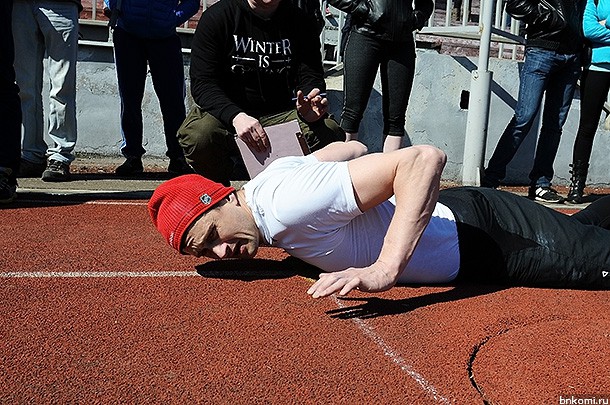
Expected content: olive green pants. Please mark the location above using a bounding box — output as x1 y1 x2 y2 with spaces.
177 107 344 185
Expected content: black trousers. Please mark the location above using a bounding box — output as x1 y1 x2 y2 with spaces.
0 0 22 178
438 187 610 289
572 69 610 164
112 27 186 160
341 30 415 136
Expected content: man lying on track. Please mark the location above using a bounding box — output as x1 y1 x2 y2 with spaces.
149 141 610 297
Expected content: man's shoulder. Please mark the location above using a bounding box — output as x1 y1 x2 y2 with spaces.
196 0 244 33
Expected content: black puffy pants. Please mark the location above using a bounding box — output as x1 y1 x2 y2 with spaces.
438 187 610 289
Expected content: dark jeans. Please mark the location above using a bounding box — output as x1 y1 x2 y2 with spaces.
113 27 186 160
177 107 344 186
484 47 581 188
0 0 22 179
439 187 610 289
572 69 610 164
341 30 416 137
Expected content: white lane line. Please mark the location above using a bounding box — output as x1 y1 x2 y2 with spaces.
333 296 451 404
83 201 147 206
0 271 198 278
16 199 148 206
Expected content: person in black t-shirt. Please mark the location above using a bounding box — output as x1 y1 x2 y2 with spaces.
178 0 344 186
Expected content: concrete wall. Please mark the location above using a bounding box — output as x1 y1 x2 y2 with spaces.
70 45 610 186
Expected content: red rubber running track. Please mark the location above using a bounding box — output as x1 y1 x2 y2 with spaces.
1 193 609 404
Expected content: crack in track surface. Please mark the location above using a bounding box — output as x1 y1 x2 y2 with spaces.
467 316 567 404
467 328 511 405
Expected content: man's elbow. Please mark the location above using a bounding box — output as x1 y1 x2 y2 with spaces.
348 140 368 158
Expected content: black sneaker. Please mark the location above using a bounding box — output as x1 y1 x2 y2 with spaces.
17 158 46 178
167 158 194 175
42 159 71 182
528 186 565 204
0 168 17 204
115 156 144 177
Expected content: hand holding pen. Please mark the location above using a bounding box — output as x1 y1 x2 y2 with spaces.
295 88 328 123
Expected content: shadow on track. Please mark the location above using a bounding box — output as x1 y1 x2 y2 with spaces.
1 190 153 209
326 283 508 320
196 256 320 281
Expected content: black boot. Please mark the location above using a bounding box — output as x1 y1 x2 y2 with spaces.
566 161 589 204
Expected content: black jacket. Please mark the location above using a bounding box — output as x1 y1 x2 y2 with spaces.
190 0 325 128
506 0 585 53
328 0 433 42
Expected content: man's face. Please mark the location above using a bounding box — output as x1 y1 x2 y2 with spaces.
181 196 260 260
247 0 282 17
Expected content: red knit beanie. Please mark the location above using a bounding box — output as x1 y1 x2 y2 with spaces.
148 174 235 252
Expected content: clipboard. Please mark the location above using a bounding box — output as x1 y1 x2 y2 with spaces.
235 119 309 178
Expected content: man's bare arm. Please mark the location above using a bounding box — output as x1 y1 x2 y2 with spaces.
312 140 368 162
307 145 447 298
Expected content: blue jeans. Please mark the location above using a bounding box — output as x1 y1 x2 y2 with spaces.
484 47 581 188
112 27 187 160
12 0 79 165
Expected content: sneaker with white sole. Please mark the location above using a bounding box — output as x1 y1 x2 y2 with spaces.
528 186 565 204
42 159 71 182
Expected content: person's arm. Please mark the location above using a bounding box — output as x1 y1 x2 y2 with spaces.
312 140 368 162
413 0 434 30
583 0 610 43
306 145 446 298
327 0 369 19
506 0 566 29
293 8 326 112
176 0 200 25
190 6 243 128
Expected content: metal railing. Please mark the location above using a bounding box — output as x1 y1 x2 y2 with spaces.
321 0 525 67
77 0 610 157
79 0 524 60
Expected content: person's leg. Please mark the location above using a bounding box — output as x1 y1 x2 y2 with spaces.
38 2 79 165
380 38 415 152
482 47 551 187
13 0 47 167
567 70 610 202
571 69 608 165
146 33 188 162
0 0 21 175
113 27 148 160
571 195 610 229
440 187 610 289
0 0 21 202
340 30 382 142
177 107 237 186
529 52 581 188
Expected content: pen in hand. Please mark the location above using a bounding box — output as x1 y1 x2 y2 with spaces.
292 92 327 101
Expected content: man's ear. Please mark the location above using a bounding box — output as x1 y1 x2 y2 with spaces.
226 192 238 206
